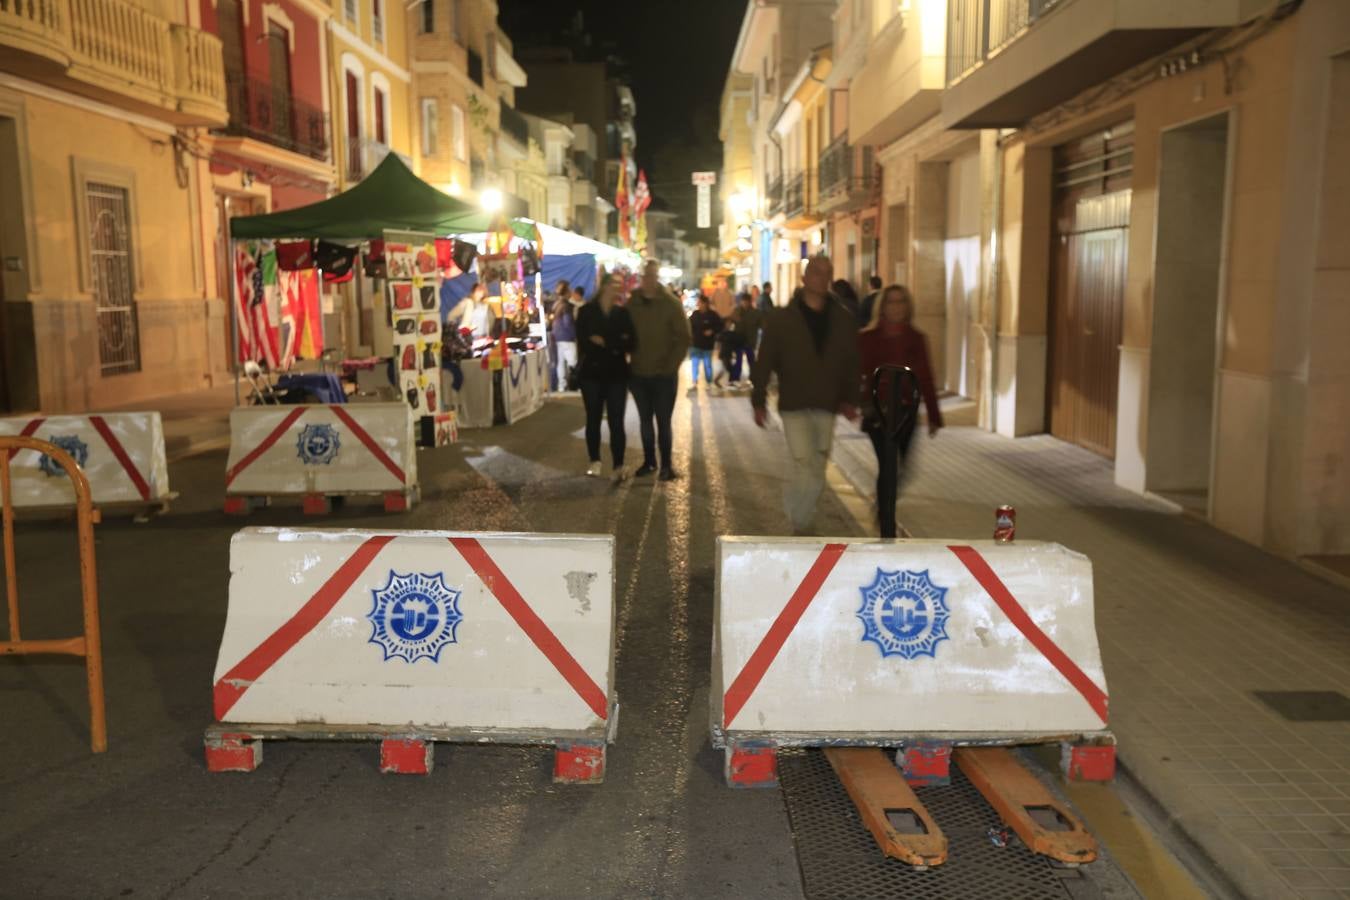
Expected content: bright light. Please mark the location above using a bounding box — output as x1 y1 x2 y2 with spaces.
443 180 463 197
480 188 503 213
728 190 754 219
659 266 683 281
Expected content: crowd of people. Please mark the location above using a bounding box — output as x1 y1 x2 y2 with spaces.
539 256 941 535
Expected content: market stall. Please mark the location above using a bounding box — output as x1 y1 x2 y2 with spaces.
227 154 538 447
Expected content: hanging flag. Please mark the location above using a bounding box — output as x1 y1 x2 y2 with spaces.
234 241 281 368
279 269 324 367
615 156 631 249
633 169 650 253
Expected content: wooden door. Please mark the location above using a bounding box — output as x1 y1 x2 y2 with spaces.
1048 123 1133 458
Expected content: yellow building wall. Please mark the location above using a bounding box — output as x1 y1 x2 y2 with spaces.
1 87 219 411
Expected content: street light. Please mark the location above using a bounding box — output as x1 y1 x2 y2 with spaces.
728 190 754 219
480 187 503 213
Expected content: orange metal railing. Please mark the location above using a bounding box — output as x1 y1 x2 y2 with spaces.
0 435 106 752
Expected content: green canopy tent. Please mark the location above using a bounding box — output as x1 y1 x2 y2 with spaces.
225 153 533 404
229 153 530 239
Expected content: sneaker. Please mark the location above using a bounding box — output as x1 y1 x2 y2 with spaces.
713 371 725 389
612 466 629 484
586 461 602 477
659 467 679 482
687 385 699 395
634 464 657 478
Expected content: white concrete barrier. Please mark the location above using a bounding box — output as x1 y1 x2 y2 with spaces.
713 538 1109 745
0 412 169 508
212 528 615 739
225 403 416 499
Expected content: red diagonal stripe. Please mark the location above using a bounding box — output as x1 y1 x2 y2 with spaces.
224 406 306 487
331 405 407 485
948 545 1109 724
213 534 393 720
89 415 151 501
723 543 847 729
7 418 45 460
449 537 608 721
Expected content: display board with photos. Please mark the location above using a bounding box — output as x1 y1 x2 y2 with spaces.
385 230 442 418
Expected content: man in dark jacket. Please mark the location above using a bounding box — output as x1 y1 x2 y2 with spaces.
751 255 860 534
689 295 722 391
858 275 884 326
627 260 691 480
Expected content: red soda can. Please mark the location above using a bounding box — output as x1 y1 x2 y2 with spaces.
994 505 1016 542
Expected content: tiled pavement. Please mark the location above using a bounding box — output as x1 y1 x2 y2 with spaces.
828 411 1350 900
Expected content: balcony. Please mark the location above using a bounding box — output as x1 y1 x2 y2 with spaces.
345 136 407 181
0 0 227 125
499 102 529 151
818 132 878 214
943 0 1263 127
572 150 595 183
765 174 783 219
222 72 329 162
783 171 821 228
468 48 483 87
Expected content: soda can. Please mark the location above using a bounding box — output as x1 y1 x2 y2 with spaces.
994 505 1016 543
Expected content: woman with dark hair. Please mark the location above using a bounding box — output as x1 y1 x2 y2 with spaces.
575 275 637 481
857 284 942 513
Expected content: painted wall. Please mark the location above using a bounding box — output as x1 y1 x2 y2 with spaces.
1 88 220 411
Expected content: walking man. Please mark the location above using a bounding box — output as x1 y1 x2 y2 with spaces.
751 256 860 534
757 281 775 313
628 259 691 481
858 275 884 326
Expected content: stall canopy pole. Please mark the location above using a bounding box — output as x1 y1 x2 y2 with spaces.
228 235 241 408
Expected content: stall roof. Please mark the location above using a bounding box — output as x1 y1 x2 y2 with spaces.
455 219 641 268
229 154 529 240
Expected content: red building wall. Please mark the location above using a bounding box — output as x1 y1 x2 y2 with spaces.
199 0 325 112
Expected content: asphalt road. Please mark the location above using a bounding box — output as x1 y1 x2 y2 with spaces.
2 390 871 899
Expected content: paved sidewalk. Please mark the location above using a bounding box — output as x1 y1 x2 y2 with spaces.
828 414 1350 899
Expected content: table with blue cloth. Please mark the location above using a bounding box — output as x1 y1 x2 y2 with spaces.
276 373 346 404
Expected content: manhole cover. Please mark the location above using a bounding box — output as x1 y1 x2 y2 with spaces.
779 749 1104 899
1252 690 1350 722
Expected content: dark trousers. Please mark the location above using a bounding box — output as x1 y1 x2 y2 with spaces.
730 347 755 381
866 416 917 508
629 373 677 469
581 378 627 465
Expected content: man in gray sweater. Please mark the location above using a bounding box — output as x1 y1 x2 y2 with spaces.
751 255 861 534
628 260 692 480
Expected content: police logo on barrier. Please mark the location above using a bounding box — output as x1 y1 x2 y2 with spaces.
38 435 89 477
857 568 950 659
367 571 463 663
296 423 340 465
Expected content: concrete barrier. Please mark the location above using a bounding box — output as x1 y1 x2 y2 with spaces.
208 528 616 779
712 538 1111 786
0 412 170 510
224 403 416 511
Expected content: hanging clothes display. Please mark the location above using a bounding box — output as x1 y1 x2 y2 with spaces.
278 268 324 367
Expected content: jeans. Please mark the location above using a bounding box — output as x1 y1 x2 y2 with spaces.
779 409 837 533
731 347 755 381
580 378 627 466
555 341 577 389
628 373 677 469
689 349 714 384
865 416 917 513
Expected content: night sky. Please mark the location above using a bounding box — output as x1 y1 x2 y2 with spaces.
500 0 744 242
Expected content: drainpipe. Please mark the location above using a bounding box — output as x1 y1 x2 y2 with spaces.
987 130 1005 436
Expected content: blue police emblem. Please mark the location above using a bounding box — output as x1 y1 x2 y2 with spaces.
367 570 463 663
857 568 951 659
296 423 340 465
38 434 88 477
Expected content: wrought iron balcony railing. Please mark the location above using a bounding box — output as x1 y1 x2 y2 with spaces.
222 71 329 161
818 131 878 212
765 174 783 218
946 0 1065 85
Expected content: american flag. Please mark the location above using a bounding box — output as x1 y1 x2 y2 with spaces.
235 242 280 367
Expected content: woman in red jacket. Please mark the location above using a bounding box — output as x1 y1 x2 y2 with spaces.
857 284 943 510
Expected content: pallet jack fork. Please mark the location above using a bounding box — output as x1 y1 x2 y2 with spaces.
824 748 948 869
955 747 1098 865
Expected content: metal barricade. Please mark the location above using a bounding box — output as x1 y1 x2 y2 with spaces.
0 435 106 752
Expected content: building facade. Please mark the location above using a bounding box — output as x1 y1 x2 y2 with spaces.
723 0 1350 560
0 0 232 410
